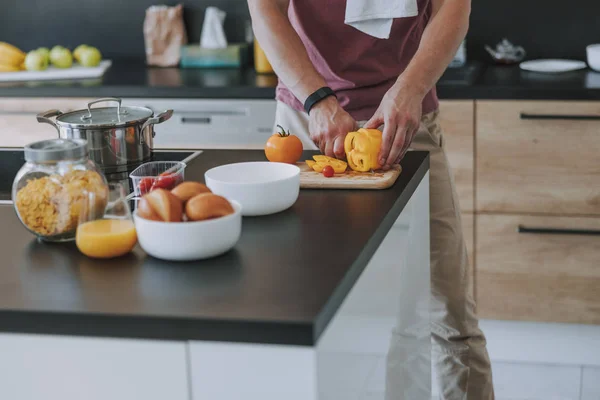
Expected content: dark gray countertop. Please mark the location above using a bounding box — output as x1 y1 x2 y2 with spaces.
1 59 599 101
0 149 430 345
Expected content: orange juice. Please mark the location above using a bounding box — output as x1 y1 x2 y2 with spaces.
76 219 137 259
254 40 274 74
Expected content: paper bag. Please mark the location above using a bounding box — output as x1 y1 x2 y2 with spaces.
144 4 188 67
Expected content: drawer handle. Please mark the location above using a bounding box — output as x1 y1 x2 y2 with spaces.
520 113 600 121
517 225 600 236
181 117 212 124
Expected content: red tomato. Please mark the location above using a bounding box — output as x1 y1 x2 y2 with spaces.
151 172 178 190
138 178 154 194
322 165 335 178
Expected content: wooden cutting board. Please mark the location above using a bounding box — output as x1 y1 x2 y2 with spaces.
298 162 402 189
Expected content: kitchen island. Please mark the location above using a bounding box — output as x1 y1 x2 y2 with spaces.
0 149 431 400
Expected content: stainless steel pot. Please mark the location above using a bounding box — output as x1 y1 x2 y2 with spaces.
36 97 173 170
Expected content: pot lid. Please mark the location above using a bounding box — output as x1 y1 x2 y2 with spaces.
54 98 153 128
24 138 88 163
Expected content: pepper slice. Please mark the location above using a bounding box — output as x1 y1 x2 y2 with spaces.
344 128 383 172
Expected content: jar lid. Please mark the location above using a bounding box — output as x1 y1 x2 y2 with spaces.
24 139 88 163
55 105 153 128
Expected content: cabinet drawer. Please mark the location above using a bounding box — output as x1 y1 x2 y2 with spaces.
438 100 474 212
476 100 600 215
0 98 94 148
476 214 600 324
0 114 58 147
128 98 277 149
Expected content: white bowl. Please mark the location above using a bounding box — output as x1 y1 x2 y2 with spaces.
133 200 242 261
204 162 300 216
587 44 600 72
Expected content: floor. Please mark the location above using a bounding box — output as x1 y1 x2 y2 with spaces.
319 327 600 400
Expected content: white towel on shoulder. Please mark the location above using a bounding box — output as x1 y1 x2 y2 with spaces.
345 0 418 39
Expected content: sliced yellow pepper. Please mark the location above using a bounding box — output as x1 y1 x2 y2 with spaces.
304 155 347 173
344 128 382 172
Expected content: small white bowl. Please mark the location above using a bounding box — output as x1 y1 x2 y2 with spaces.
133 200 242 261
204 162 300 216
587 44 600 72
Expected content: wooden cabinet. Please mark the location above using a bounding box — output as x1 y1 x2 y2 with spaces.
0 98 92 148
476 101 600 216
476 214 600 324
438 100 474 212
475 100 600 325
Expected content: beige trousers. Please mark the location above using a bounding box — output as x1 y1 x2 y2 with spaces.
275 101 495 400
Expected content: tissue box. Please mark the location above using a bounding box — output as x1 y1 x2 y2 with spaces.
180 43 249 68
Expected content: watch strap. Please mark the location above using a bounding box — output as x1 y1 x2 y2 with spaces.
304 87 337 114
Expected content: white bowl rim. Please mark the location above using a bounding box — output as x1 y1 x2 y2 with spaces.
133 199 242 226
205 161 300 186
586 44 600 51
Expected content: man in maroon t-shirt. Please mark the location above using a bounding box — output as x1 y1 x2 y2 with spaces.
249 0 494 398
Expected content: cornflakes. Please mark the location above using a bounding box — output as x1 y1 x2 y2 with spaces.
15 170 108 238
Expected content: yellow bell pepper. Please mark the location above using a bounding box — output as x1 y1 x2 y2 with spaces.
305 156 347 173
344 128 382 172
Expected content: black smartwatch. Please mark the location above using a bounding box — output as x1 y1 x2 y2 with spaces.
304 86 337 114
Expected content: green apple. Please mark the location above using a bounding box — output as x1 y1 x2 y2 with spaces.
36 47 50 63
73 44 89 63
79 47 102 67
49 46 73 68
24 50 49 71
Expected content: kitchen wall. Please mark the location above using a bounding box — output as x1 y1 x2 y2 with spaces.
1 0 251 59
2 0 600 62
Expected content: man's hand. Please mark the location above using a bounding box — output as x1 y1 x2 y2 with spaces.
308 96 358 159
364 83 423 170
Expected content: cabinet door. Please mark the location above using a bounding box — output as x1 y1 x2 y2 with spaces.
476 214 600 324
476 100 600 215
0 98 93 148
131 98 277 149
438 100 474 212
0 333 189 400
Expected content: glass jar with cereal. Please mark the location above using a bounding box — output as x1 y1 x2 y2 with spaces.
12 139 109 242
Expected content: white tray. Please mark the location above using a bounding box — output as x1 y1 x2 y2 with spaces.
519 59 587 73
0 60 112 82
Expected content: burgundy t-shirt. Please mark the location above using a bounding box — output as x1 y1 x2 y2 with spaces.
276 0 439 121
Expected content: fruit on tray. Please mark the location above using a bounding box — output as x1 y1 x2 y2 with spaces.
171 181 212 205
185 193 234 222
0 42 26 72
73 44 89 63
24 50 49 71
265 124 303 164
49 45 73 68
305 155 347 173
137 188 183 222
36 47 50 62
344 128 383 172
79 46 102 67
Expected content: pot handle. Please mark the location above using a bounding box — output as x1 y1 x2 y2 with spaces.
36 109 63 135
140 109 174 143
82 97 124 121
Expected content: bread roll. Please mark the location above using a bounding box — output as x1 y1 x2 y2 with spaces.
185 193 234 221
171 181 211 205
137 189 183 222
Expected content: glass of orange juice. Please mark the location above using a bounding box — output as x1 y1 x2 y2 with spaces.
76 183 137 259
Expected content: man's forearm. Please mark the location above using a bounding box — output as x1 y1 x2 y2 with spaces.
396 0 471 98
248 0 327 103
